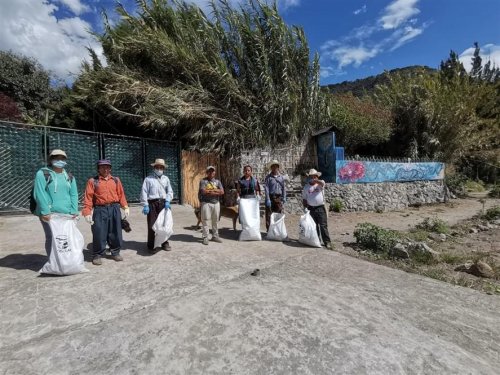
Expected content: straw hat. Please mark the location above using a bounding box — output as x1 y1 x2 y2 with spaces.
206 165 216 172
307 168 322 177
151 158 166 167
266 160 280 170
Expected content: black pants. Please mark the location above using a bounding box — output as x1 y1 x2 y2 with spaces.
308 205 331 244
92 203 122 258
147 199 169 250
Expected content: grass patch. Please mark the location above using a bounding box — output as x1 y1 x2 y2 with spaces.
439 253 467 264
331 198 344 213
353 223 400 254
481 206 500 221
465 180 485 192
416 217 450 234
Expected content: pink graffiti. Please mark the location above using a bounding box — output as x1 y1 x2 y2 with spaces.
338 162 366 182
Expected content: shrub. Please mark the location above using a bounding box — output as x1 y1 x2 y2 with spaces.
416 217 450 234
481 206 500 221
354 223 399 253
465 180 485 192
331 198 344 213
488 185 500 198
445 173 467 196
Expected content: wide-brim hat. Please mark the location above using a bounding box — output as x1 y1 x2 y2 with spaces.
307 168 322 177
206 165 216 172
267 160 280 170
49 149 67 158
151 158 166 167
97 159 111 166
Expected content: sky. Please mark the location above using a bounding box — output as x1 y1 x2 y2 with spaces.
0 0 499 85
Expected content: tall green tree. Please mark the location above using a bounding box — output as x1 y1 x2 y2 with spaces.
75 0 326 154
0 51 53 122
470 42 482 79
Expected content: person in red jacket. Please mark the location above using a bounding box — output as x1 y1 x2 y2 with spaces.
82 159 129 265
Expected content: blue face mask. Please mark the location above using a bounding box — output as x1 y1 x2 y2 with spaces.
52 160 67 168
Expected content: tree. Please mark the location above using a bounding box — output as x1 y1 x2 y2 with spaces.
439 51 466 82
0 50 53 122
75 0 326 154
470 42 482 79
0 93 22 122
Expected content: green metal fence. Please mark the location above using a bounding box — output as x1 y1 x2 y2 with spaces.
0 121 181 214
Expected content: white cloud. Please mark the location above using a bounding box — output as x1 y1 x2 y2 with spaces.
56 0 90 16
379 0 420 29
390 25 424 51
353 5 367 15
459 43 500 72
0 0 104 81
323 45 380 68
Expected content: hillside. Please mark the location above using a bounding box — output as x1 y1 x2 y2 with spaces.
324 65 435 97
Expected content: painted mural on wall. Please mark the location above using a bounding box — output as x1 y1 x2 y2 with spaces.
335 161 445 184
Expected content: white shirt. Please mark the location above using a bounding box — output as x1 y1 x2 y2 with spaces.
140 174 173 205
302 180 325 207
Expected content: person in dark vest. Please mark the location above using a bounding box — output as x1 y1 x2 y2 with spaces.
237 165 261 200
263 160 286 231
82 159 129 265
140 158 174 254
198 166 224 245
33 149 78 257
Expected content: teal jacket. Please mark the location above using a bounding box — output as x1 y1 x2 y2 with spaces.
33 167 79 216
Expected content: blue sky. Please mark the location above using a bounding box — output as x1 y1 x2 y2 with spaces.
1 0 499 85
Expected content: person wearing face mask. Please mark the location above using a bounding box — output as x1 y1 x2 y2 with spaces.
82 159 129 265
33 149 79 257
140 158 174 254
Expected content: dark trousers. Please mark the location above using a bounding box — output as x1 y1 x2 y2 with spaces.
147 199 168 250
265 195 283 230
40 219 52 257
308 205 331 244
92 203 122 258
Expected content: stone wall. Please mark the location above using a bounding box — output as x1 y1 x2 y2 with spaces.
323 180 449 212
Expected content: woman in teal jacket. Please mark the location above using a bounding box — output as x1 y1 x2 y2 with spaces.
34 149 79 256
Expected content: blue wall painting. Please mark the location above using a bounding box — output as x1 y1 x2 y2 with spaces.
316 132 336 183
335 161 445 184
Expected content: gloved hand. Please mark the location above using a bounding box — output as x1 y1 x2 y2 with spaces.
142 205 150 215
123 207 130 219
164 200 171 209
236 197 241 204
84 215 94 225
265 200 271 208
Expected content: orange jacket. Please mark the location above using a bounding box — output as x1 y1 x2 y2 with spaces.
82 175 128 216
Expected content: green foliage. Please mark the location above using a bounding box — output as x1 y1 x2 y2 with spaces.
353 223 399 253
75 0 326 154
488 186 500 198
326 93 393 150
481 206 500 221
331 198 343 213
411 251 438 265
445 172 468 196
416 217 450 234
464 180 485 192
0 50 53 122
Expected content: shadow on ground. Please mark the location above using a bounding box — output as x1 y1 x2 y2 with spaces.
0 253 46 271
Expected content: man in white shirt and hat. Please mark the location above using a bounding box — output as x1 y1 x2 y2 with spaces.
302 168 333 250
140 158 174 254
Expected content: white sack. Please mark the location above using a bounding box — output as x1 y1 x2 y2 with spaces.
298 209 322 248
238 197 261 241
266 212 288 241
40 214 88 275
153 208 174 248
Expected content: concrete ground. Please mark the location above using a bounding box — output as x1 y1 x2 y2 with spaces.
0 204 499 374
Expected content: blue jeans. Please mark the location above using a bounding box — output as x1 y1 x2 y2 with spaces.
92 203 122 258
40 219 52 257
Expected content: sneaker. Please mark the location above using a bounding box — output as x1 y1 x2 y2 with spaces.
111 255 123 261
92 257 102 266
325 242 334 250
162 242 172 251
212 237 222 243
202 237 209 245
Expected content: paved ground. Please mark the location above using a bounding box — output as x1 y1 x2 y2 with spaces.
1 203 499 374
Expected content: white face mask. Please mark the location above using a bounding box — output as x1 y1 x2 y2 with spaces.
154 169 164 176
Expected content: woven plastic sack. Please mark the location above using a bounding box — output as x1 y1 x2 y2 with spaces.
298 209 322 248
266 212 288 241
239 197 261 241
40 214 88 275
153 208 174 248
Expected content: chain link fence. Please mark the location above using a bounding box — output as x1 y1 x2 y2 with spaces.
0 121 180 214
